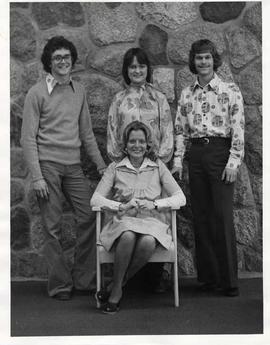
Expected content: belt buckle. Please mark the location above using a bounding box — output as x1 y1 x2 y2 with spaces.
203 137 210 145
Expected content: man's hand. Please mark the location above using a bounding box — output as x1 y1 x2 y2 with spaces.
170 166 183 180
221 167 238 184
33 179 49 200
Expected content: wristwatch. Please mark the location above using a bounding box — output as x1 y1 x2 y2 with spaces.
153 200 158 210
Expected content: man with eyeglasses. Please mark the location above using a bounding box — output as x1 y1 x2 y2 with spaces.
21 36 107 300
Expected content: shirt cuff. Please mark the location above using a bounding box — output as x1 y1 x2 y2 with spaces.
226 157 241 170
173 156 183 169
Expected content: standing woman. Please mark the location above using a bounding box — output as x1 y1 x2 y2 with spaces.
107 47 174 164
106 48 174 292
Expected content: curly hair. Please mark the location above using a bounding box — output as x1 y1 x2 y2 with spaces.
122 121 157 162
41 36 78 74
189 39 222 74
122 48 151 85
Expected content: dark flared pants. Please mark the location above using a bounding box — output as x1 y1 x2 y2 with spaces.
188 139 238 289
38 161 96 297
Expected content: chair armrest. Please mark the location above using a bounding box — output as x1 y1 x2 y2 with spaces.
92 206 101 211
170 206 181 211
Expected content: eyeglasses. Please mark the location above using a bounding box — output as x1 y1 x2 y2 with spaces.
52 54 71 63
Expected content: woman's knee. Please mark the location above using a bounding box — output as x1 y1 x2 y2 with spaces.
140 235 156 250
119 230 137 244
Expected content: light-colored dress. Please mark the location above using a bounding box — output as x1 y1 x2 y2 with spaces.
90 157 186 251
107 83 174 163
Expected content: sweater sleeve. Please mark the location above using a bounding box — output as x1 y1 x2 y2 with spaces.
20 88 44 182
79 90 106 171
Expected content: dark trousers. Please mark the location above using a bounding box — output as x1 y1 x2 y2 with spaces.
39 161 96 296
188 139 238 289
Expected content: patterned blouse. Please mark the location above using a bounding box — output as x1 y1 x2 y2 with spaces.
173 73 245 170
107 83 174 163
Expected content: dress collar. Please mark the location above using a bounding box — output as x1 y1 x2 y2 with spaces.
116 156 158 171
46 74 74 95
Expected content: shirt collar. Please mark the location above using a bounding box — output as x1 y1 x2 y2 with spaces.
116 156 158 171
191 73 220 94
46 74 74 95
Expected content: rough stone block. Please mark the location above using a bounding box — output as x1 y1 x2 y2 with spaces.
178 243 196 276
244 106 262 175
243 2 262 42
86 45 133 77
10 105 22 147
85 3 137 46
11 179 25 206
177 214 194 250
139 25 168 66
152 68 174 102
11 206 30 250
233 162 255 208
200 2 245 23
234 208 258 246
216 62 235 83
235 60 262 105
175 66 195 100
11 251 47 279
11 148 28 178
10 59 24 98
22 62 42 95
249 174 262 208
73 72 123 131
31 216 46 251
27 187 40 215
168 25 226 64
136 2 198 30
10 3 29 8
243 246 262 272
226 27 261 68
32 3 84 30
10 11 36 62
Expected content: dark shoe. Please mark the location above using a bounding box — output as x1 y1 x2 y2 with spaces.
54 291 72 301
223 287 239 297
95 289 110 304
102 301 120 315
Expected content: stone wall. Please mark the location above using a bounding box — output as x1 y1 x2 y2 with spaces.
10 2 262 279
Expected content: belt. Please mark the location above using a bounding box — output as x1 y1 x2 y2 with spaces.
190 137 231 145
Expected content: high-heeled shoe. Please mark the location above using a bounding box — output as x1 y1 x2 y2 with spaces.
95 289 110 305
102 300 121 315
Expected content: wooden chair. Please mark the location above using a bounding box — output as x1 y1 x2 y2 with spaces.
92 206 180 308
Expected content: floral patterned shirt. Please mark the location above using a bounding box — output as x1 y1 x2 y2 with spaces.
173 73 245 170
107 83 174 163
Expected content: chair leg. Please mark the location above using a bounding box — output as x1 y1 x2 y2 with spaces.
173 262 179 307
96 248 101 309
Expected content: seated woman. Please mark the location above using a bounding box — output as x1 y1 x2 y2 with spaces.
90 121 186 314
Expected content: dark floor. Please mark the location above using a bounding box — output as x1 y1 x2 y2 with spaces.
11 277 263 336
